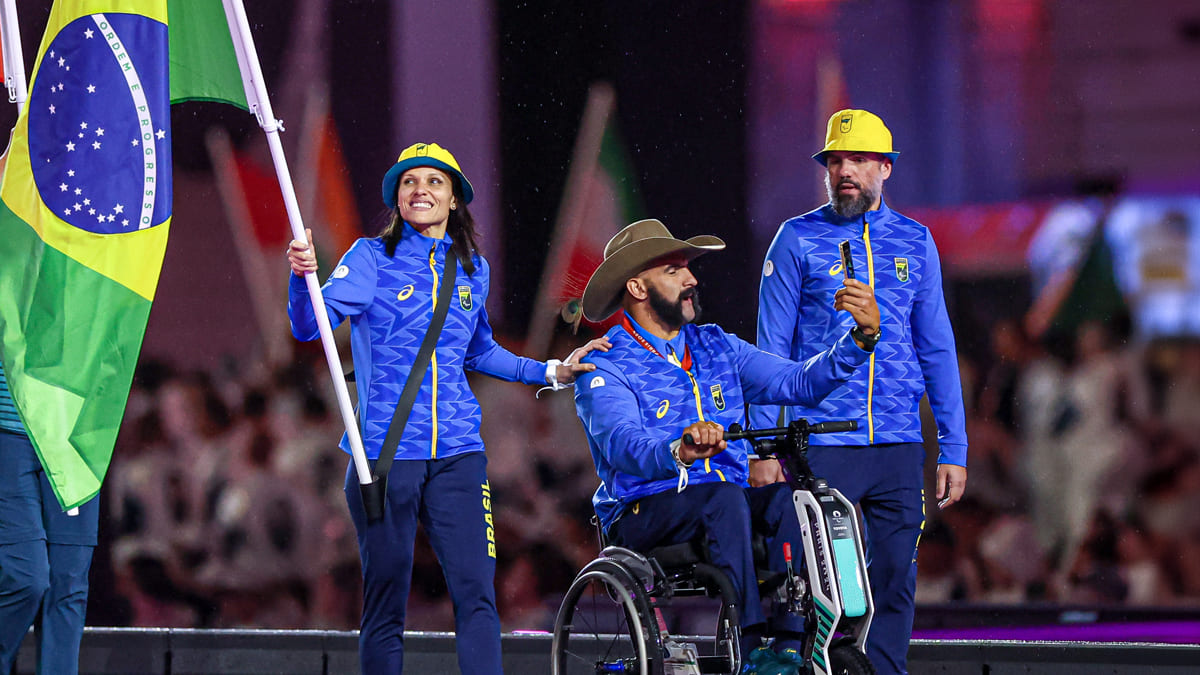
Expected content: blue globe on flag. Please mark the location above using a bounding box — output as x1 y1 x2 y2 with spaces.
27 13 171 235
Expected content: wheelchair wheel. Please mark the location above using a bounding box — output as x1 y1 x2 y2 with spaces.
552 559 663 675
827 637 875 675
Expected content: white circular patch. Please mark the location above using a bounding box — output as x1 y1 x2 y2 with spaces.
590 376 606 389
763 260 774 277
332 265 350 279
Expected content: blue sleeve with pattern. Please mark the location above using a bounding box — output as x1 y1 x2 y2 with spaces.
288 239 377 341
911 228 968 466
465 304 545 384
753 223 805 428
574 367 680 481
731 329 867 408
463 258 545 384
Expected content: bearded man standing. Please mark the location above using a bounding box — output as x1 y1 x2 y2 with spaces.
753 109 969 675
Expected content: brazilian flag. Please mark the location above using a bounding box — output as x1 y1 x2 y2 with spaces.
0 0 246 509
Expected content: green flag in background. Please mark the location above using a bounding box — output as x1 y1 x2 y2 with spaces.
0 0 246 509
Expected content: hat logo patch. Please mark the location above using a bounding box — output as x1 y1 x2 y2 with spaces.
397 284 414 301
895 257 909 282
840 115 853 133
710 384 726 411
414 143 429 156
458 285 472 310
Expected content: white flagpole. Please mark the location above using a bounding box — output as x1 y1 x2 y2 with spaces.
220 0 373 489
0 0 27 110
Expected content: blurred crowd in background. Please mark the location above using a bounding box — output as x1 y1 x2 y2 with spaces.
89 194 1200 633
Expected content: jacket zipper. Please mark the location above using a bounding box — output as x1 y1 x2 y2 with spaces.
670 351 725 481
678 355 724 481
428 243 440 459
863 221 876 444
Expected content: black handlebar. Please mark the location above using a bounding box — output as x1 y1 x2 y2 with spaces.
724 420 857 441
683 419 857 446
681 418 858 492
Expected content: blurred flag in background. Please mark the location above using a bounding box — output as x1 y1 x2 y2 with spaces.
525 82 643 358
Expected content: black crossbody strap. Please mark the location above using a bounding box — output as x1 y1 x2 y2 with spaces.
372 247 458 481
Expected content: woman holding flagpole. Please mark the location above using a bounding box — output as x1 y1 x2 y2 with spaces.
287 142 607 674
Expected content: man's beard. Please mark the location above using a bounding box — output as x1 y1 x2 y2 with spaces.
647 284 701 329
826 175 878 220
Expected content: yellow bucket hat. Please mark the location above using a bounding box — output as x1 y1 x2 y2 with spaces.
382 142 475 208
813 109 899 165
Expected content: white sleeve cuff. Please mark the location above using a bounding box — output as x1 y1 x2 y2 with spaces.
544 359 568 391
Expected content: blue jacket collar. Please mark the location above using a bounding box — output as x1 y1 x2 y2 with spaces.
399 221 451 252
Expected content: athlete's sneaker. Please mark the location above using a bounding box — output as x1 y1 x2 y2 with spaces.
740 646 778 674
754 648 805 675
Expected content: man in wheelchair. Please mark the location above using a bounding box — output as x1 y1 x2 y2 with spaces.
570 219 880 673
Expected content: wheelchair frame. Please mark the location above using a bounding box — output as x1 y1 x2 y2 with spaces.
551 419 876 675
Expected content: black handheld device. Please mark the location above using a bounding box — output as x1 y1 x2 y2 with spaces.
839 240 855 280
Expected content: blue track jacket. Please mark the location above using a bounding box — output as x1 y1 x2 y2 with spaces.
753 201 967 467
289 223 546 461
575 315 869 531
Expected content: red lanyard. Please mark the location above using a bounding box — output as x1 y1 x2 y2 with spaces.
621 315 693 371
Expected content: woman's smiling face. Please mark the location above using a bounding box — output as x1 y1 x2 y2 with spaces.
396 166 456 234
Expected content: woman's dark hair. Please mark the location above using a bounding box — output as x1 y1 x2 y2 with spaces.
379 173 480 275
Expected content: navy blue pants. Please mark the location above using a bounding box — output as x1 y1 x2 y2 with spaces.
345 451 501 675
806 442 925 675
609 480 805 634
0 429 99 675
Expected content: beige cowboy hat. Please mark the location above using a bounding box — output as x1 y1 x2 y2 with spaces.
581 219 725 322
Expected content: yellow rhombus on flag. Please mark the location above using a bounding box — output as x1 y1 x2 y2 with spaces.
0 0 247 509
